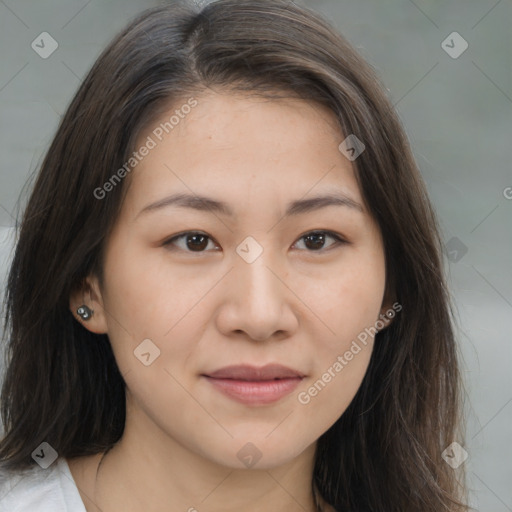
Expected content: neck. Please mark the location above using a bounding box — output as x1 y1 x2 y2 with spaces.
90 405 322 512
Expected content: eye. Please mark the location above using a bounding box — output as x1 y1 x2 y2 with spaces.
292 230 347 252
162 230 348 254
163 231 219 253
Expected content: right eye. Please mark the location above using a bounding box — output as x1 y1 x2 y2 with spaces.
162 231 220 253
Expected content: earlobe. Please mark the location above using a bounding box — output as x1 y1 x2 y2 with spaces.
377 299 398 331
76 305 94 321
69 275 109 334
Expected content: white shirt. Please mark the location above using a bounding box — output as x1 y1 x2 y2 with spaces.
0 458 86 512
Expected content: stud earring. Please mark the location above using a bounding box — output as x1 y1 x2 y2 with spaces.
77 305 94 321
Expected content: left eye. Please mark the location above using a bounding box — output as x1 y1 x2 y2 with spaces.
292 230 347 251
163 230 347 253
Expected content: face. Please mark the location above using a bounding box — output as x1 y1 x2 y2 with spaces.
76 90 390 470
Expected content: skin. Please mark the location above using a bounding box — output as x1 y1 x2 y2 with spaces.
68 90 393 512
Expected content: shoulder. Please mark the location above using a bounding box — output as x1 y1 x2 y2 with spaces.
0 457 86 512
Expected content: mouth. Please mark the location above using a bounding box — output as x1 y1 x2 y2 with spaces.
202 364 305 405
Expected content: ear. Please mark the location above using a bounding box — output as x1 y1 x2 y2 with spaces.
69 275 109 334
377 287 399 331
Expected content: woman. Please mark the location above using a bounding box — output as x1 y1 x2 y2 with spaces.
0 1 468 510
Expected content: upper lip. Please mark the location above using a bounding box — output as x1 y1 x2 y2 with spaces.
203 364 305 381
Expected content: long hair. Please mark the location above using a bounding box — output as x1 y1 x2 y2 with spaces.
0 1 467 510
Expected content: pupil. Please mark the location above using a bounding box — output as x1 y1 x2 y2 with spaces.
187 234 208 251
305 233 325 250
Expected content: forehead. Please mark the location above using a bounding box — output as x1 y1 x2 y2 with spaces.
124 91 364 217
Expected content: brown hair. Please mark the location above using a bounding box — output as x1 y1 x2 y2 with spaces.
0 1 467 510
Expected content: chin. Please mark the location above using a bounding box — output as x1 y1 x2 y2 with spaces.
200 433 316 470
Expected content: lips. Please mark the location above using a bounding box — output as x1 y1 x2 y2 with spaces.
202 364 305 405
205 364 305 381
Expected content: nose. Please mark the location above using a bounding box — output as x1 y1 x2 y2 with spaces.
215 249 299 342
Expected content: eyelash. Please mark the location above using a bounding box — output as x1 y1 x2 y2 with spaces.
162 230 348 254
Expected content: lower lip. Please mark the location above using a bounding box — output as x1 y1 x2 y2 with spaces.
204 376 303 405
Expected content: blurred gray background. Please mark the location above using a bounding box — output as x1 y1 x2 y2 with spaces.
0 0 511 510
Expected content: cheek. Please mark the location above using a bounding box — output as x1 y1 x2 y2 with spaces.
307 252 386 345
297 348 372 430
100 244 217 383
296 272 382 425
102 236 179 332
296 252 384 419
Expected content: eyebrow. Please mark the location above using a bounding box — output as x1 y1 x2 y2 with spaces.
136 191 364 219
